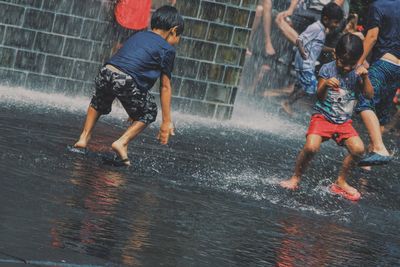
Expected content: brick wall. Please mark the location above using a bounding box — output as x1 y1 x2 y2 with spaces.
0 0 258 119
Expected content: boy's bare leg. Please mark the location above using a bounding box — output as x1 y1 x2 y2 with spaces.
281 86 305 115
280 134 322 190
275 12 299 45
74 106 101 148
263 0 275 55
360 110 390 156
334 136 365 195
248 4 264 54
111 121 147 164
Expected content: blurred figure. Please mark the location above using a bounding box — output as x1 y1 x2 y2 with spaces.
344 13 364 40
248 0 276 56
281 3 343 115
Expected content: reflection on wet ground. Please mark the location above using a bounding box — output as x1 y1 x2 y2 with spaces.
1 89 399 266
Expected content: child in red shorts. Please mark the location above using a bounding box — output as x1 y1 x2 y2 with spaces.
280 34 374 201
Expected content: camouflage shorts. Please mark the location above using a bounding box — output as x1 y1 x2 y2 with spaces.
90 66 157 124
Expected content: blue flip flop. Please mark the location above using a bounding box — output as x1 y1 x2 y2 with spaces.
358 152 392 166
67 145 88 155
103 155 130 167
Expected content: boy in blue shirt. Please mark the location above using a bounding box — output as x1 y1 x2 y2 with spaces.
71 6 184 166
281 2 343 115
280 34 374 201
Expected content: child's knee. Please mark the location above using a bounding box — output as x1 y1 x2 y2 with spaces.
350 145 365 159
303 144 320 155
255 5 264 16
264 0 272 10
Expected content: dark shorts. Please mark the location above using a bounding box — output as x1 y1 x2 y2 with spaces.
356 59 400 125
307 114 359 146
90 66 157 125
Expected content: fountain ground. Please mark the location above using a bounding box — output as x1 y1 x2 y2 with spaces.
0 87 399 266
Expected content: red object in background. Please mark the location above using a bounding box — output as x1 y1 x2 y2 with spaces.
115 0 152 30
394 88 400 104
356 25 364 32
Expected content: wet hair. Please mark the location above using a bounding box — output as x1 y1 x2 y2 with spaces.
321 2 344 22
335 33 364 63
151 5 184 36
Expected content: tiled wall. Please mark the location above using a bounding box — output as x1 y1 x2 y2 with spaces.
0 0 258 119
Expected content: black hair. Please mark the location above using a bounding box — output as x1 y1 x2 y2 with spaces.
321 2 344 22
151 5 184 36
335 33 364 63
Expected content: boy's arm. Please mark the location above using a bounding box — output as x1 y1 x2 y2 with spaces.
317 78 329 101
296 23 321 59
158 73 174 144
280 0 299 17
317 77 340 101
357 27 379 66
356 66 374 99
358 4 381 66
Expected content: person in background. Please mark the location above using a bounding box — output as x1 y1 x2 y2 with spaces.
355 0 400 166
275 0 349 48
343 13 364 40
280 3 344 115
247 0 276 56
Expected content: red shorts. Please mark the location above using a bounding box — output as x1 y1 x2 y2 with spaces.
306 114 359 145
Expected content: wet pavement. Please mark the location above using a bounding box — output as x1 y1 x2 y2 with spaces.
1 87 400 266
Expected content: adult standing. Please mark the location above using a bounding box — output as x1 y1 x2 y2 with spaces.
356 0 400 166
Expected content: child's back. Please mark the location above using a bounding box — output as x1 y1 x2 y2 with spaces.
108 31 176 92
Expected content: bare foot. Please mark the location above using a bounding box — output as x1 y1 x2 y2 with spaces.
265 42 276 56
246 48 252 56
280 178 300 190
334 181 359 196
111 140 131 166
281 101 293 116
74 140 87 148
74 132 92 148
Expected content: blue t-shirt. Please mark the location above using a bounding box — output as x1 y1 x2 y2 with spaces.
366 0 400 63
314 61 362 124
107 31 176 92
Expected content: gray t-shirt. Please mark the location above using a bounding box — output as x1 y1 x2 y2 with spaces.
295 20 326 71
314 61 362 124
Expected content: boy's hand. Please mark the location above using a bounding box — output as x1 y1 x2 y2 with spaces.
157 122 175 145
326 78 340 90
356 65 368 78
280 9 294 18
296 39 308 60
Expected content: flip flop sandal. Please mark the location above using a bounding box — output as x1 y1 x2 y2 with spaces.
103 156 130 167
358 152 392 167
67 145 88 155
330 184 361 201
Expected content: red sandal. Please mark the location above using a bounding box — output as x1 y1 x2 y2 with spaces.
330 184 361 201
